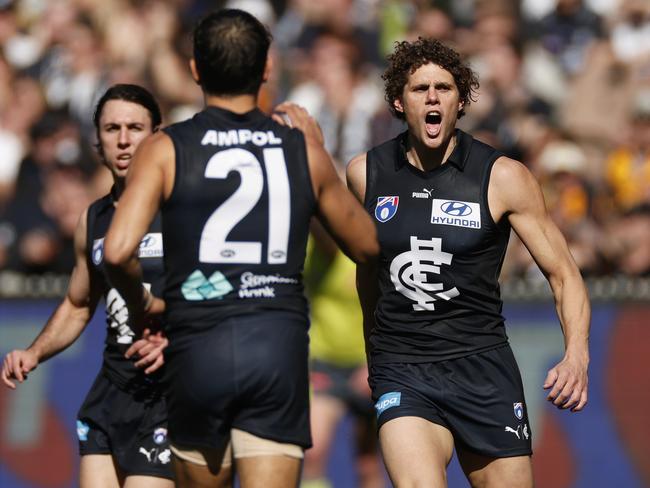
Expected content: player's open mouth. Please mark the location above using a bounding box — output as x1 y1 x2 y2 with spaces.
425 111 442 137
116 154 131 170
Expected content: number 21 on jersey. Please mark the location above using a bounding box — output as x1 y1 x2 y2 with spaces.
199 147 290 265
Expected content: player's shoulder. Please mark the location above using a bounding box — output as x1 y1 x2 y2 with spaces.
348 152 368 171
490 156 543 211
491 156 536 187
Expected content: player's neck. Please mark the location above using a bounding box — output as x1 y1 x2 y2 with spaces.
204 93 258 114
406 133 457 172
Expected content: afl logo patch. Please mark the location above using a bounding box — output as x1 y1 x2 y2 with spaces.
375 196 399 223
92 238 104 265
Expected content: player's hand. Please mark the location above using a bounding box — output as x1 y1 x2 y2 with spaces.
272 102 325 146
543 350 589 412
1 350 39 389
126 328 168 374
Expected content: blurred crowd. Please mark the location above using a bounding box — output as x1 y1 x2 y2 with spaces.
0 0 649 279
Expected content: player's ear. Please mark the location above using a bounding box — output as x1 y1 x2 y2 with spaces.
189 59 200 85
393 98 404 114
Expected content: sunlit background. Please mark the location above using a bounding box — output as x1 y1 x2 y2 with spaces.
0 0 649 487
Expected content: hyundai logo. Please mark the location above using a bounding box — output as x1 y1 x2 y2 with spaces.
441 201 472 216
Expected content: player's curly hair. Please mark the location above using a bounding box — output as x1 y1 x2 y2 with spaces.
382 38 479 120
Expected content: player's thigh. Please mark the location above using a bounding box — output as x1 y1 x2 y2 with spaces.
379 416 454 487
123 475 175 488
237 455 302 488
457 448 533 488
79 454 122 488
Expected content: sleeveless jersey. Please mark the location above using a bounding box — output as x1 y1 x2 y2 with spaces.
87 191 166 390
162 106 316 332
365 129 510 363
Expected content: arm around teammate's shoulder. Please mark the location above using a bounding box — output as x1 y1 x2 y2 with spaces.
271 102 378 263
490 156 590 412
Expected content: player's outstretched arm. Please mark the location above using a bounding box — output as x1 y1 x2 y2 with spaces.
490 156 590 412
104 132 173 335
1 209 101 389
273 102 379 264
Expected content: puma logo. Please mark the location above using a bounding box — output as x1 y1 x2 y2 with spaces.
139 447 154 462
411 188 434 199
505 425 521 439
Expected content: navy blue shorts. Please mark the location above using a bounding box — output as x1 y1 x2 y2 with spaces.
370 345 532 458
165 311 311 451
77 372 173 479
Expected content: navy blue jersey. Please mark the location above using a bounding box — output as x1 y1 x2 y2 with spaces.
365 129 511 363
87 190 166 389
161 107 317 333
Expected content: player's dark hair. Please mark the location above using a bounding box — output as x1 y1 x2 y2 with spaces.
383 38 479 120
193 9 272 97
93 83 162 136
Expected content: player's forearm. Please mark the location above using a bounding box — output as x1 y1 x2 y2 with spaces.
29 297 93 363
550 271 590 355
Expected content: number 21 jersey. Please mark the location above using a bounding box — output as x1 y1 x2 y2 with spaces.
162 106 316 331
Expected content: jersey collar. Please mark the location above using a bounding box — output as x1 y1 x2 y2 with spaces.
395 128 473 172
203 105 266 123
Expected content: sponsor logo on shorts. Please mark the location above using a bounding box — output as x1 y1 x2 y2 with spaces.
504 423 530 441
513 402 524 420
431 199 481 229
181 269 233 300
138 233 163 258
139 446 172 465
504 425 521 439
92 239 104 265
375 392 401 417
76 420 89 441
158 449 171 464
153 427 167 445
375 196 399 223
